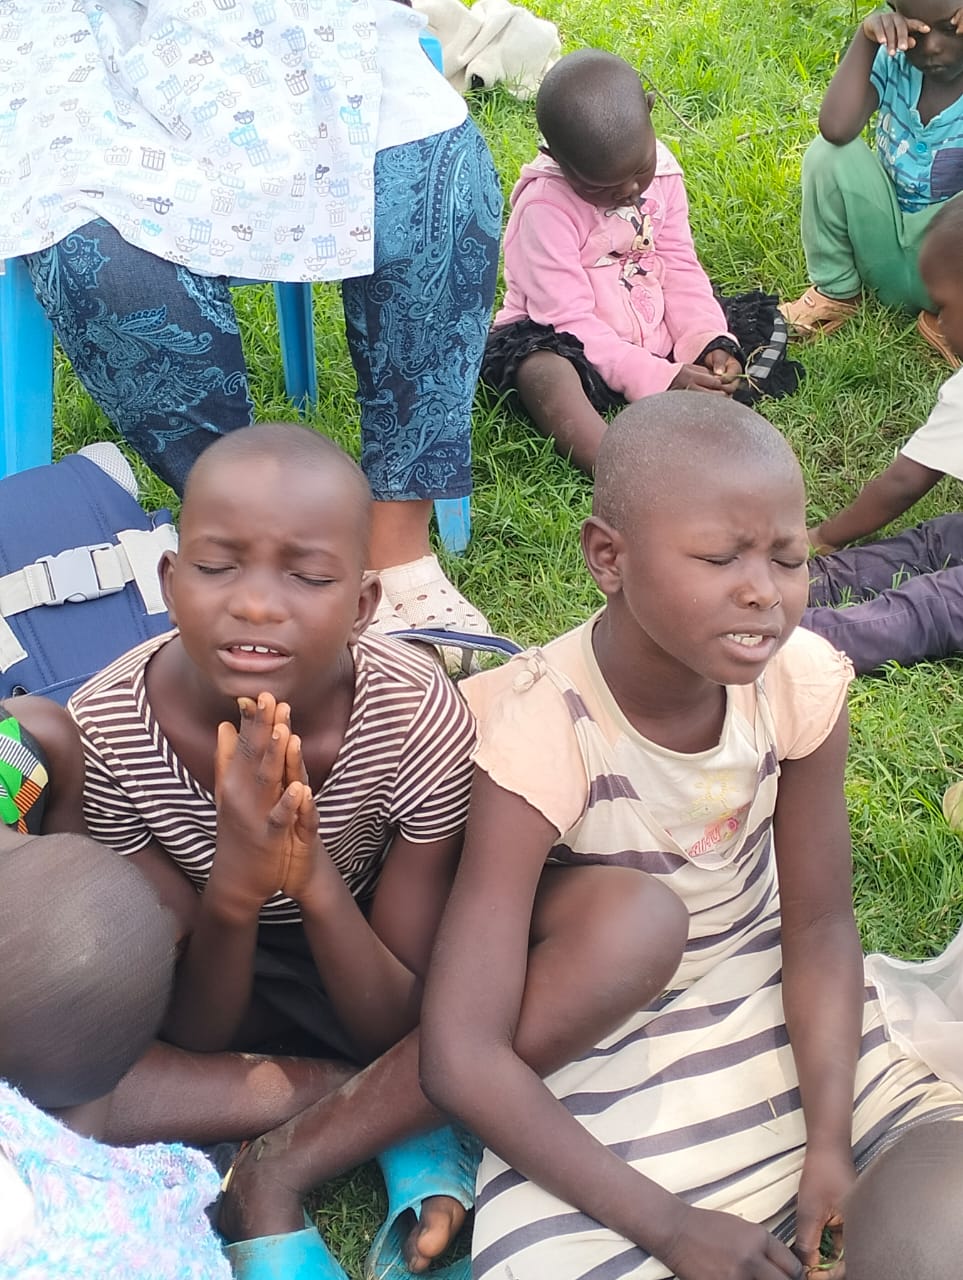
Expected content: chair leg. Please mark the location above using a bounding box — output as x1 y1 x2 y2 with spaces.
0 260 54 477
434 496 471 555
274 282 318 412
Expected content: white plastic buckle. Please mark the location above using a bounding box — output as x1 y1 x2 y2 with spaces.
37 545 117 605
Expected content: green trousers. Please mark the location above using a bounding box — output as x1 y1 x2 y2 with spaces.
800 135 956 312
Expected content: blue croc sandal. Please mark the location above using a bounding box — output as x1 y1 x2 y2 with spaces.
364 1125 480 1280
224 1220 349 1280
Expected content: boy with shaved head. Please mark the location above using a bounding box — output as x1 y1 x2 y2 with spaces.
68 421 481 1276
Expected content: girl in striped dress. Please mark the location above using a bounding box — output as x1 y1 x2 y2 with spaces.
421 392 963 1280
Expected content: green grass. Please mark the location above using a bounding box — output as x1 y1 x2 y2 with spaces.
47 0 963 1267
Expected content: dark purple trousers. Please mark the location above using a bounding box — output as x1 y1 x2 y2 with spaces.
804 514 963 674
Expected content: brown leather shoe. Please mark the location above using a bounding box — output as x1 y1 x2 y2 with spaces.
779 287 859 339
917 310 961 369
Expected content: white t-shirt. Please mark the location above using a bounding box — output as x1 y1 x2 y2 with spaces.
0 0 466 281
900 366 963 479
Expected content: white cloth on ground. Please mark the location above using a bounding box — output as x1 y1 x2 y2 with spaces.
412 0 559 99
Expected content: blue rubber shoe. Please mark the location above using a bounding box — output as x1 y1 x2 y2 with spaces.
224 1222 349 1280
364 1125 480 1280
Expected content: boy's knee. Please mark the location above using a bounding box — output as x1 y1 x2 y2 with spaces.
845 1121 963 1280
802 134 868 187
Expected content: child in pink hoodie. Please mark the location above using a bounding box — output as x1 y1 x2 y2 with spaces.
483 48 742 472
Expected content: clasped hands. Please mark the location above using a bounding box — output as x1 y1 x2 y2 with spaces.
212 691 329 914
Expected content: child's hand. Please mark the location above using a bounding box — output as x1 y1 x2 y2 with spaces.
275 730 331 907
211 692 297 915
862 6 929 54
277 775 324 906
792 1145 856 1275
669 363 727 394
954 7 963 34
659 1204 802 1279
807 524 839 556
700 349 744 396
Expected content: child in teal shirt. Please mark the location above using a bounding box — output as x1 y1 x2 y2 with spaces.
783 0 963 364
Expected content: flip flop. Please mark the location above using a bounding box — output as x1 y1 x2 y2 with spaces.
364 1125 480 1280
224 1216 349 1280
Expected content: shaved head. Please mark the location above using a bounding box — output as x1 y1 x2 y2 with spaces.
537 49 653 182
593 393 803 532
184 423 372 560
0 834 174 1109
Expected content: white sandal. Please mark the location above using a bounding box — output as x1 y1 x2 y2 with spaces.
373 555 491 635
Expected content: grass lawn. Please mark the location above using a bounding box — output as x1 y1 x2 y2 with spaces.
50 0 963 1269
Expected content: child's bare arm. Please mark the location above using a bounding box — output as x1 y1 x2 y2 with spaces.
130 841 200 941
656 173 736 395
6 695 86 834
773 711 862 1270
421 769 803 1280
290 826 462 1061
819 10 925 144
809 454 942 551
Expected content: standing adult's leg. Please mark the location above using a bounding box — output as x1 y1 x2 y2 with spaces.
23 219 253 494
342 119 501 573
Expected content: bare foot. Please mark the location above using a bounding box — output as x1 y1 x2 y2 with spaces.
219 1134 306 1242
402 1194 469 1273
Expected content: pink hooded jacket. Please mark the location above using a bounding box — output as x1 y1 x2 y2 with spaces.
494 143 731 400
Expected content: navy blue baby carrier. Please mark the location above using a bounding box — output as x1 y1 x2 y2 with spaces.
0 446 176 704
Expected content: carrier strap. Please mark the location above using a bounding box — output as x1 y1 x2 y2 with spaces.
0 524 177 673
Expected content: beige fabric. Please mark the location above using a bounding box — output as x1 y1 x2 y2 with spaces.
462 619 963 1280
462 619 853 836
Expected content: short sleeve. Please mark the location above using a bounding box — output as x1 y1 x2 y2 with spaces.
70 717 154 856
393 664 476 844
460 652 590 835
761 627 854 761
899 367 963 481
869 42 893 102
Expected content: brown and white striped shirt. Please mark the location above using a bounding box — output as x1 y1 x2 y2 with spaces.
69 630 475 924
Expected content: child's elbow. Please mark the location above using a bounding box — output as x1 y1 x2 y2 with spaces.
817 116 857 147
419 1031 476 1118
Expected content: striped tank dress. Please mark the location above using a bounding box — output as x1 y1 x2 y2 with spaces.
462 621 963 1280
